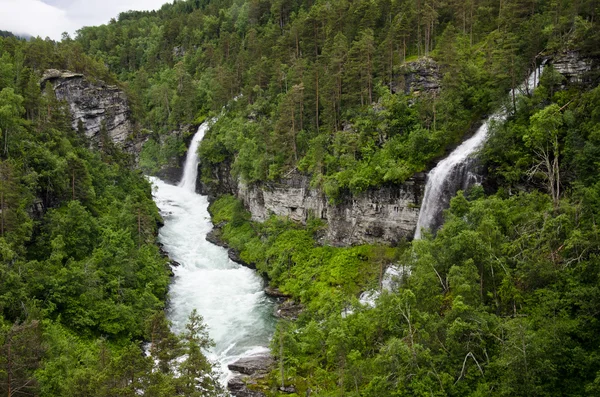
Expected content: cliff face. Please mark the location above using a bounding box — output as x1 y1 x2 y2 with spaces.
41 69 141 153
552 51 595 84
201 167 424 246
393 57 441 96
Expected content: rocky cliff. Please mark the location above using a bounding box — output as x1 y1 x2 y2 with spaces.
41 69 142 154
200 166 425 246
393 57 441 96
552 51 596 84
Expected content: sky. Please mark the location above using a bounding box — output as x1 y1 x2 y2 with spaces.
0 0 172 40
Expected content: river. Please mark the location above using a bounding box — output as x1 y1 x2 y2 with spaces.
149 122 275 381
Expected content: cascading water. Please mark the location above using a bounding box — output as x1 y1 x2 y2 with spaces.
149 121 275 382
414 65 544 239
178 122 208 192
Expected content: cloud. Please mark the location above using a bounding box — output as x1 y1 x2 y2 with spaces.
0 0 70 39
0 0 171 40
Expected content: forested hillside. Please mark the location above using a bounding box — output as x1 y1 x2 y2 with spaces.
0 37 220 396
1 0 600 396
75 0 599 195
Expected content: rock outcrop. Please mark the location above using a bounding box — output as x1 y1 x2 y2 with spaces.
200 165 424 246
236 171 425 246
552 51 594 84
41 69 141 153
394 57 441 96
153 124 197 184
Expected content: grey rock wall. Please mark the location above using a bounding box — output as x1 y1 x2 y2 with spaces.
393 57 441 96
235 171 424 246
41 69 139 152
552 51 594 84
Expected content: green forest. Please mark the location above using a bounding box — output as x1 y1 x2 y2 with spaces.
0 35 220 395
1 0 600 396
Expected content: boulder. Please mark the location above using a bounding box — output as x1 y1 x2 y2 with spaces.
228 354 274 376
228 248 255 269
205 228 227 248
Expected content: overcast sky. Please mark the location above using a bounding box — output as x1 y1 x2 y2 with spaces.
0 0 173 40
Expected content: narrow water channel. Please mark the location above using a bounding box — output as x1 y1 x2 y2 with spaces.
149 122 275 381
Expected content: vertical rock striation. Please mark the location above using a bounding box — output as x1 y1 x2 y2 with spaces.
201 168 425 246
41 69 140 153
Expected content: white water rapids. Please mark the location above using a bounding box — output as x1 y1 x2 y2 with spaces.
149 121 275 382
414 65 545 239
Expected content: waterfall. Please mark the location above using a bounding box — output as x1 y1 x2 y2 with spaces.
414 65 544 240
178 121 210 192
149 121 275 383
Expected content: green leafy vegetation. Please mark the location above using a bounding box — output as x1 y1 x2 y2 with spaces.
74 0 600 194
209 70 600 395
2 0 600 396
0 36 220 396
210 195 397 312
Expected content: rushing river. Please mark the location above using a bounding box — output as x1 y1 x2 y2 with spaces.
149 122 275 381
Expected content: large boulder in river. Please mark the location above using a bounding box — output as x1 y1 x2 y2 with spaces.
228 354 274 376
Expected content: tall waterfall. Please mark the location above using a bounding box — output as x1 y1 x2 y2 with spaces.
149 121 274 382
178 122 209 192
414 65 544 239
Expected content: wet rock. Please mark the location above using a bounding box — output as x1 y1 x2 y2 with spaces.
206 228 227 248
274 299 304 320
227 354 273 397
228 354 274 376
158 243 169 257
152 124 197 183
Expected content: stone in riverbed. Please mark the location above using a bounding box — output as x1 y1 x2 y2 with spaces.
228 354 274 376
205 228 227 247
228 248 255 269
227 354 274 397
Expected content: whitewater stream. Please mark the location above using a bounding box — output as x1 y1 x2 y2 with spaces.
149 121 275 381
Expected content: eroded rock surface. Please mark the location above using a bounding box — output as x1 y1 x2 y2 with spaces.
395 57 441 95
229 355 274 376
552 51 594 84
237 171 425 246
41 69 140 152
